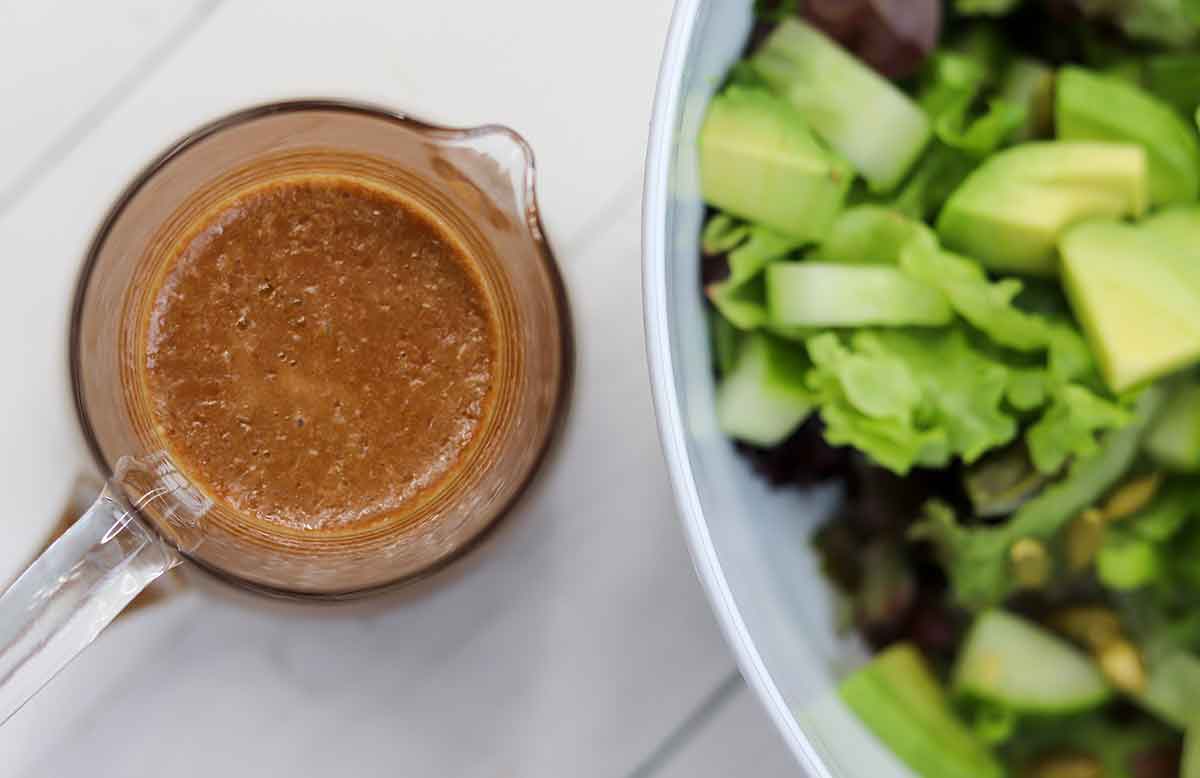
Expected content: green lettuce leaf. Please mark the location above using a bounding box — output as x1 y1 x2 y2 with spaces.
934 98 1027 157
1046 325 1094 383
1010 324 1129 475
811 205 938 265
713 218 804 285
892 100 1025 219
702 213 749 255
1006 368 1050 410
898 241 1050 351
1026 384 1133 473
911 387 1164 609
807 328 1018 474
895 244 1125 473
708 275 769 330
806 332 947 473
704 215 805 330
894 53 1027 219
817 225 1128 475
872 329 1017 463
918 52 988 121
891 147 979 221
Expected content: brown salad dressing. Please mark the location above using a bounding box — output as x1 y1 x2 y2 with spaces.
140 175 497 532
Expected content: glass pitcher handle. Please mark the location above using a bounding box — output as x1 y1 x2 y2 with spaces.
0 455 208 725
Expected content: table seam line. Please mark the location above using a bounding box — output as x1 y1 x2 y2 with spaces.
560 174 643 259
623 667 744 778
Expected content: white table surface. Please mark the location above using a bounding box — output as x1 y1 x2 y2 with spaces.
0 1 801 775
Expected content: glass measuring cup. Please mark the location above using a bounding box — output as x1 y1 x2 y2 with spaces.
0 101 572 724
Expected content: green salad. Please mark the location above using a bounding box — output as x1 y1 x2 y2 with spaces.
701 2 1200 776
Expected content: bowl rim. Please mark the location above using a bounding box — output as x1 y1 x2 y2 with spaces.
641 3 832 775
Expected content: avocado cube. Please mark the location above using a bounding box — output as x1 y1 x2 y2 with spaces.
937 141 1148 276
699 87 853 242
1060 215 1200 392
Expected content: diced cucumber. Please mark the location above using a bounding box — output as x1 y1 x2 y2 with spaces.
840 644 1004 778
752 19 932 192
1057 67 1200 206
715 333 814 446
699 87 852 241
954 610 1111 714
1146 384 1200 471
766 263 953 328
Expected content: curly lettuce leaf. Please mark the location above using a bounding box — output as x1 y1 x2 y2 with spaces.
1046 325 1094 383
806 332 948 473
919 52 988 121
892 100 1025 219
807 328 1018 474
898 241 1050 350
911 387 1164 609
811 205 938 265
1013 326 1130 474
704 215 806 330
891 147 979 220
894 52 1026 219
1006 367 1050 410
897 243 1126 472
873 329 1016 462
711 217 805 285
708 275 769 330
702 213 750 255
990 319 1095 416
1026 384 1133 473
934 98 1027 157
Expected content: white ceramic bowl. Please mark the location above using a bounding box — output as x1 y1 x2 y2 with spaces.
643 3 917 776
